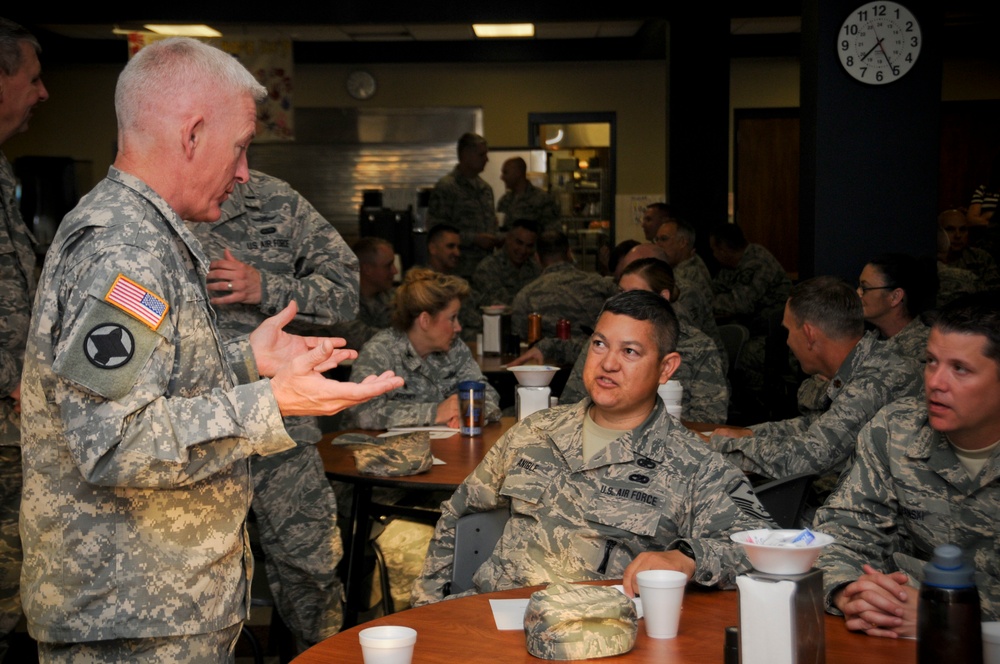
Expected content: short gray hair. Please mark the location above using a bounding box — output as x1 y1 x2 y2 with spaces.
787 276 864 340
0 18 41 76
115 37 266 136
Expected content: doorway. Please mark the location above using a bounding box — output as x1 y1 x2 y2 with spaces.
529 112 616 272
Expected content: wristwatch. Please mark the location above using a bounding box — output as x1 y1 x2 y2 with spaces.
675 540 696 560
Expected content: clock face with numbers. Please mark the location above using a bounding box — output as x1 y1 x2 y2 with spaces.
838 2 921 85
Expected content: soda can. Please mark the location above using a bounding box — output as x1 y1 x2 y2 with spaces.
556 318 571 340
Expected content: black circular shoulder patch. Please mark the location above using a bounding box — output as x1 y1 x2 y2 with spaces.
84 323 135 369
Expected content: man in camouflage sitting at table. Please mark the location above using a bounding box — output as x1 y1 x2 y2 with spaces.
412 290 773 606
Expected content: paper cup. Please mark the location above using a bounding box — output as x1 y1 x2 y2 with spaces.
983 622 1000 664
636 569 687 639
359 625 417 664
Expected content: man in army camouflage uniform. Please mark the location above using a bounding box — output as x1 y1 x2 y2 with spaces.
187 169 360 650
815 292 1000 637
706 277 923 515
329 236 396 351
496 157 560 232
640 202 672 242
653 218 715 318
427 133 501 279
510 229 617 344
412 290 774 606
0 18 47 660
472 218 540 306
18 37 402 662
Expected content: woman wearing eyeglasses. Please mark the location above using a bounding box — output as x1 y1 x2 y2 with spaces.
856 253 937 362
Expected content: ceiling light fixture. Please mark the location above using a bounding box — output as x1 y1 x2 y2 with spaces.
472 23 534 38
143 24 223 38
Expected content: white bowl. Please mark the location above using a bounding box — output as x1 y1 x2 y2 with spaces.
506 365 559 387
731 529 835 575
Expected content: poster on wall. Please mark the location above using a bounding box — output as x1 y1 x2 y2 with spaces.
616 194 665 239
124 33 294 142
223 39 294 142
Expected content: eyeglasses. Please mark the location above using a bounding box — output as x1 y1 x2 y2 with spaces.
857 284 894 293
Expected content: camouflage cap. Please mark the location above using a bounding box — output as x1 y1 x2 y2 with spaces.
523 583 638 660
352 431 433 476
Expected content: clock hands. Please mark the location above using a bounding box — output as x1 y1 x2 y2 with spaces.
859 36 885 63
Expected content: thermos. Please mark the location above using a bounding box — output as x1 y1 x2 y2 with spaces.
917 544 982 664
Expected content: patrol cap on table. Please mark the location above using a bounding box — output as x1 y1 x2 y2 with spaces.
352 431 433 476
523 583 638 660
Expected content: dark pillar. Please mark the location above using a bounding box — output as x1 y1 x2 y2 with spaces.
800 0 942 281
668 16 731 247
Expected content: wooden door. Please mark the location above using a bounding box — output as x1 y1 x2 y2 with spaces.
734 109 801 279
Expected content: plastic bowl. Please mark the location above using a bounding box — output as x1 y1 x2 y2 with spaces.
506 365 559 387
731 529 835 575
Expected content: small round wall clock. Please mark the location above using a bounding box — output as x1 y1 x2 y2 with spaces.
346 70 377 100
838 2 921 85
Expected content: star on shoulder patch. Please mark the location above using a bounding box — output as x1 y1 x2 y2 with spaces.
83 323 135 369
104 274 168 330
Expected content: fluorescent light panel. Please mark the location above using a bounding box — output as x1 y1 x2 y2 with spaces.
472 23 534 38
144 24 223 37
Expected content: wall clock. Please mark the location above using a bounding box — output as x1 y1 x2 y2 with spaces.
346 70 377 100
838 2 921 85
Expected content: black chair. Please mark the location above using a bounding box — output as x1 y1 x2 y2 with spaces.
716 323 750 376
753 473 817 529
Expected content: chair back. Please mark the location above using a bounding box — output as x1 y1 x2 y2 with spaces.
717 323 750 374
753 473 816 529
450 508 509 594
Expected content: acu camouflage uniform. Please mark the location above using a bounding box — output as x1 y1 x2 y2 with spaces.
188 170 360 647
496 182 561 232
884 316 931 364
560 321 730 423
20 167 297 645
814 397 1000 620
472 250 541 306
348 327 501 429
711 243 792 326
708 331 923 487
411 399 775 606
0 152 37 657
672 278 726 364
510 262 617 342
427 167 496 279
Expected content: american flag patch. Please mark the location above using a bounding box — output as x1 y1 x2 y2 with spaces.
104 274 169 330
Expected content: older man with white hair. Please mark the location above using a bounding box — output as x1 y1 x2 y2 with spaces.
19 37 401 661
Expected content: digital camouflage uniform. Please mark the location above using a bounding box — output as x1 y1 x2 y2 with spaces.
950 245 1000 291
0 152 37 658
672 275 726 364
936 261 979 308
427 167 496 279
884 316 931 364
411 399 775 606
188 170 360 647
347 327 501 429
708 331 923 486
330 289 394 352
711 243 792 327
347 327 501 609
472 250 541 306
20 167 297 645
510 262 617 342
814 397 1000 620
559 321 729 423
496 182 561 232
712 244 791 395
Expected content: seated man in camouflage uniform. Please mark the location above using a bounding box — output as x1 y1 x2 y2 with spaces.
330 236 397 351
472 218 540 306
412 290 773 606
706 277 924 517
496 158 560 232
815 292 1000 637
938 208 1000 291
